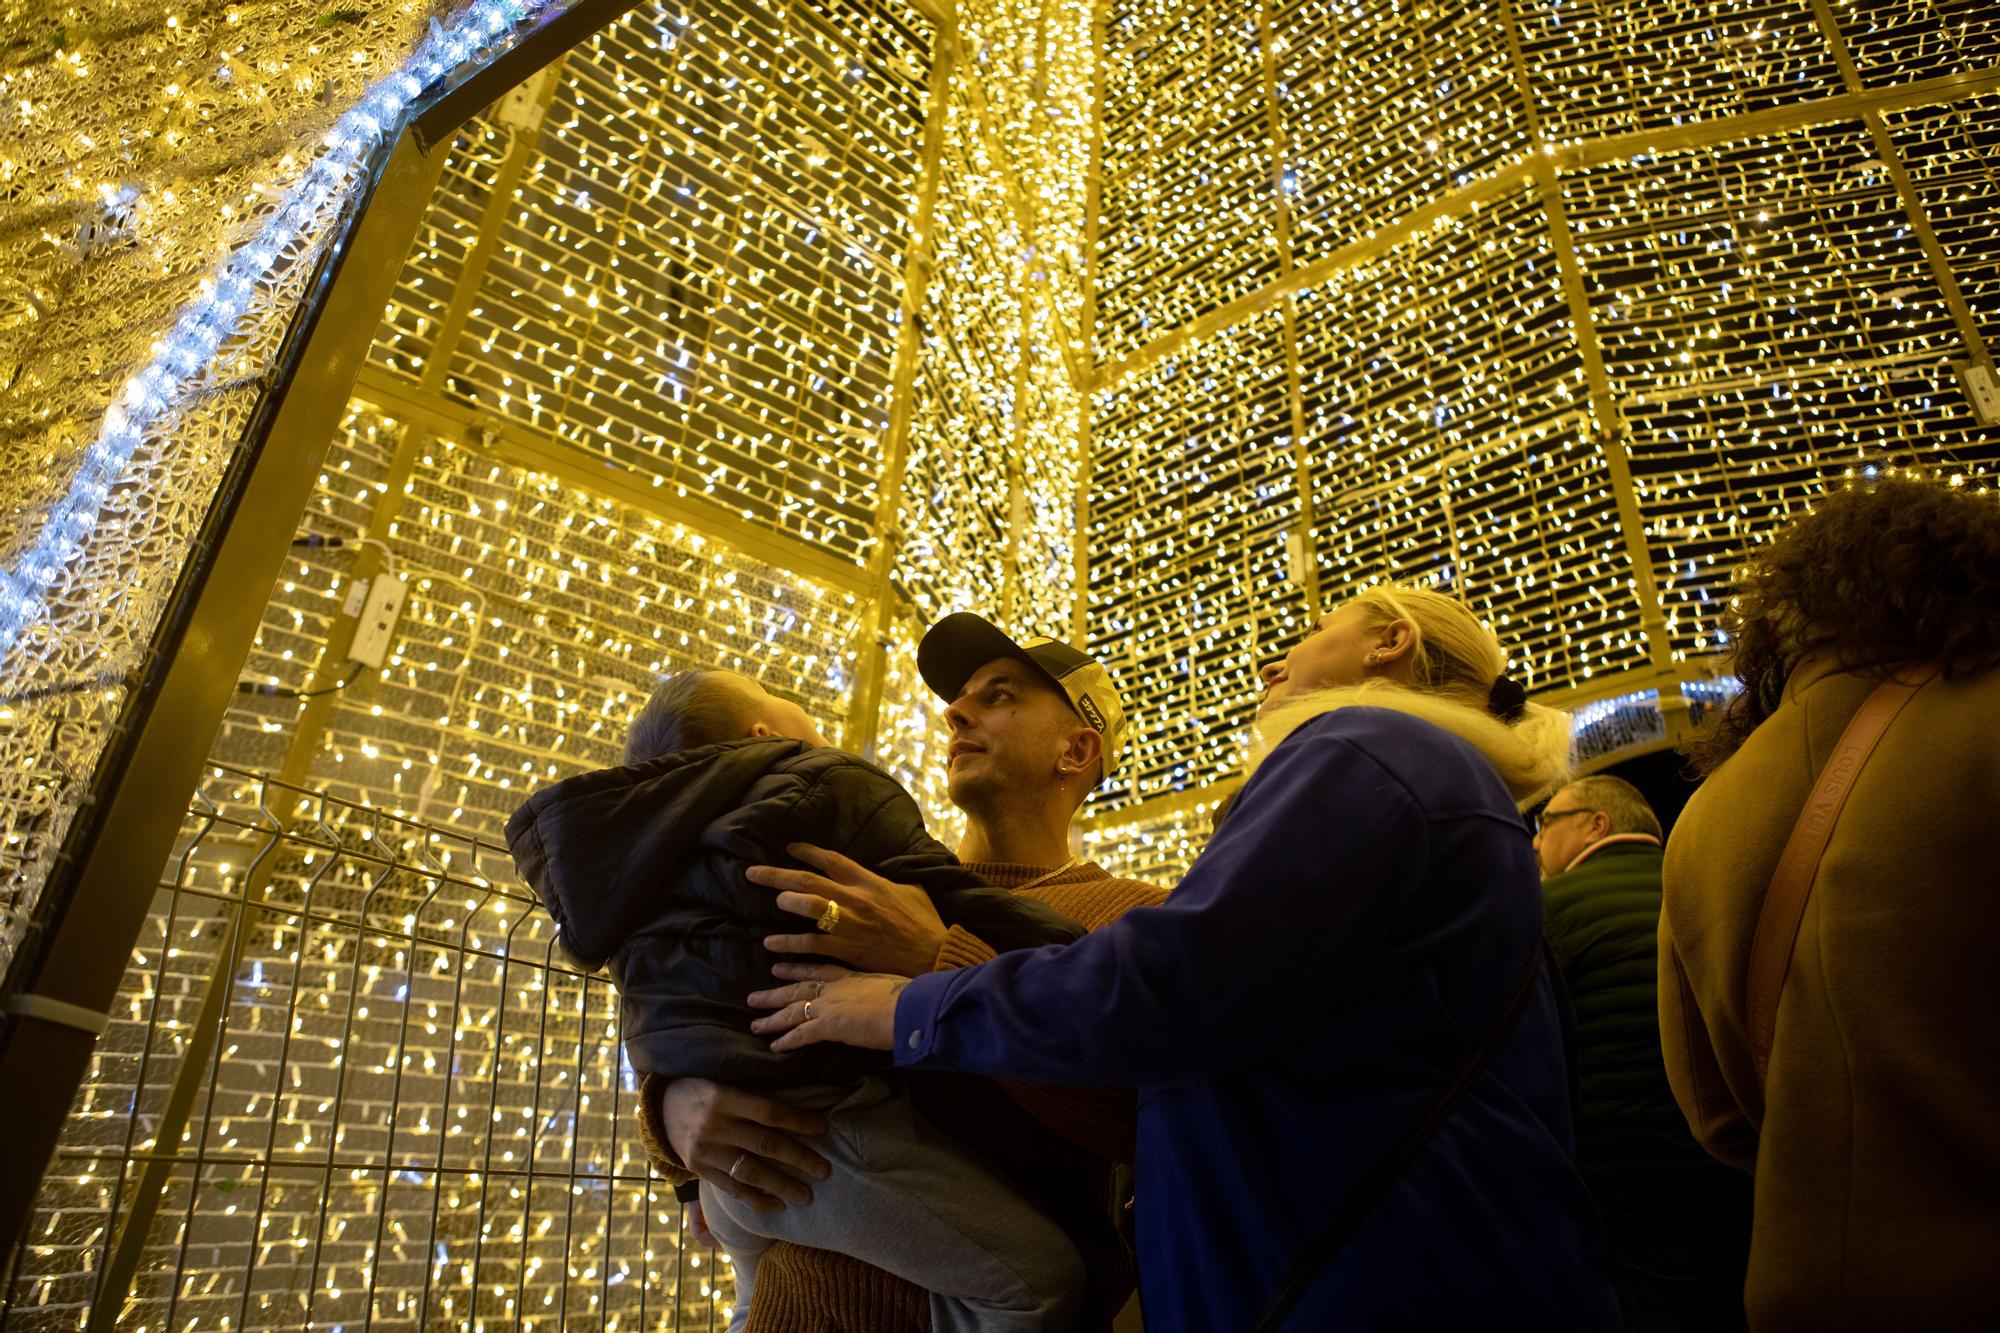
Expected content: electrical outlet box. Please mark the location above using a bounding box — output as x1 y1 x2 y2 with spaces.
1955 359 2000 426
1285 528 1310 586
497 67 552 132
349 573 407 669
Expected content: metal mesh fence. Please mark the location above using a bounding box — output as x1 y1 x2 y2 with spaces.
3 765 731 1331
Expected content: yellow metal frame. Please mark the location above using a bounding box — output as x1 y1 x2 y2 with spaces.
1257 0 1324 615
846 12 961 754
15 2 1994 1265
1077 30 2000 827
0 0 653 1269
1069 0 1113 643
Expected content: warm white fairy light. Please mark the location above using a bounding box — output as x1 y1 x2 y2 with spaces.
1084 1 2000 820
0 0 547 665
13 0 2000 1327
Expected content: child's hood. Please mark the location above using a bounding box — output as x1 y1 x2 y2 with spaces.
504 736 808 968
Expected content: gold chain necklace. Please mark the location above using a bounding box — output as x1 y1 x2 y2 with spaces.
1014 854 1083 892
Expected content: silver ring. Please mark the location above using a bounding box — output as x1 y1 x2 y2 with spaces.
728 1151 750 1180
810 980 826 998
803 999 815 1021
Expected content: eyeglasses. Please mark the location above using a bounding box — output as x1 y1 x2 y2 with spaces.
1535 807 1598 833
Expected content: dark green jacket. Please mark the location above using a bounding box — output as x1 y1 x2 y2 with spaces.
1543 840 1750 1329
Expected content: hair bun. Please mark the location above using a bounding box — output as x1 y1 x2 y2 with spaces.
1487 675 1528 723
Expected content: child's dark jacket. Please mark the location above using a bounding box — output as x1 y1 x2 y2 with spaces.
505 738 1083 1087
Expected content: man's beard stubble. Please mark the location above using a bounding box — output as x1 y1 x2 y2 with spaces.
946 764 1004 816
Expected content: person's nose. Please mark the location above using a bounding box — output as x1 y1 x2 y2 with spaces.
1258 659 1287 690
944 697 973 733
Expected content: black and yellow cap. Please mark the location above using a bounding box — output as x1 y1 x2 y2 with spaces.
917 612 1127 778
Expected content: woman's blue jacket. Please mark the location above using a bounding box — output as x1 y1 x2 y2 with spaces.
894 707 1621 1331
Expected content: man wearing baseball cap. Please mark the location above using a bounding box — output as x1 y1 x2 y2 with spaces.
917 612 1129 863
641 612 1165 1332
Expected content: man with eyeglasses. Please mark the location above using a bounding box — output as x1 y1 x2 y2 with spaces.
1535 775 1752 1331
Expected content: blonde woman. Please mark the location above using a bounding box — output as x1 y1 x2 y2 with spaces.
749 586 1619 1332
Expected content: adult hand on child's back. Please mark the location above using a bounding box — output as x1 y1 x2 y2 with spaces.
749 964 906 1053
749 842 948 976
659 1077 832 1214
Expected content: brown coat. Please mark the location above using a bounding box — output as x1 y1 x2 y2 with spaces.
1660 656 2000 1330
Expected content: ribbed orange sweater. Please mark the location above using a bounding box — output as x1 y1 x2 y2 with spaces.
633 860 1167 1333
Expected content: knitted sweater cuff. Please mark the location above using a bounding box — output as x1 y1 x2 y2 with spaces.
933 925 999 971
635 1072 697 1188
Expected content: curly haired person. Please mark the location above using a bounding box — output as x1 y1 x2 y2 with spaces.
1662 476 2000 1330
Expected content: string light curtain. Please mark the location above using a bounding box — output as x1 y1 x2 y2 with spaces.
0 0 553 1003
1080 0 2000 877
8 767 721 1329
3 0 1998 1321
3 0 1081 1322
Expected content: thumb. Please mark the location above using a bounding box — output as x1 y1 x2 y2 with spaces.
690 1198 715 1247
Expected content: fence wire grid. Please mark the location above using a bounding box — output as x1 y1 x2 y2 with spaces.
2 765 734 1331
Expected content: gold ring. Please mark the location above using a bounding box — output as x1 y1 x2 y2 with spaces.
815 899 841 933
803 999 815 1021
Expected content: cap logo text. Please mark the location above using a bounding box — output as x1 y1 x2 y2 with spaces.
1075 693 1108 732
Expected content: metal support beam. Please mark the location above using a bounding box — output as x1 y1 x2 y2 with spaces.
906 0 954 34
1807 0 1993 371
1070 0 1112 645
1534 163 1678 670
353 367 870 598
1494 0 1682 722
846 15 960 756
414 66 563 402
408 0 649 153
1257 0 1323 614
1080 777 1243 838
0 0 646 1267
998 0 1060 630
1000 198 1039 625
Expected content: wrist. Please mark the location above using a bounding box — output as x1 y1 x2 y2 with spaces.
908 923 949 975
880 978 912 1049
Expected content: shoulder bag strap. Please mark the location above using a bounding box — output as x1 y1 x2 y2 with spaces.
1744 662 1942 1099
1249 941 1547 1333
